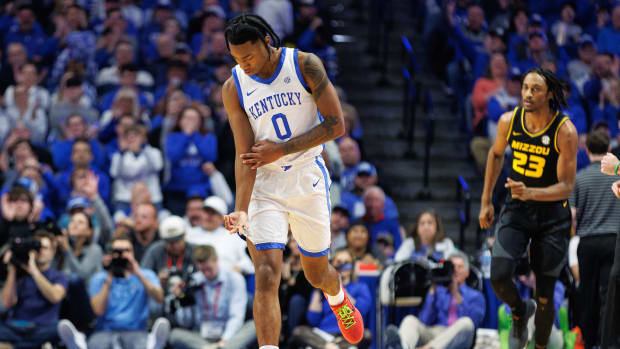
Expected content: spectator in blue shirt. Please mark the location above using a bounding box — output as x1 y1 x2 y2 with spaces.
290 248 372 349
58 235 170 349
360 186 403 250
591 76 620 139
164 106 218 215
153 60 202 104
0 231 68 348
4 3 50 63
168 244 257 349
340 161 399 221
582 52 617 111
51 115 106 172
389 251 485 349
597 5 620 59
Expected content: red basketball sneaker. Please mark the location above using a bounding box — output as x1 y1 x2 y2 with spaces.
325 289 364 344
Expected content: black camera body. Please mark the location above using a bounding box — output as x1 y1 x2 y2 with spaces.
429 259 454 287
10 238 41 266
164 266 199 317
104 249 130 277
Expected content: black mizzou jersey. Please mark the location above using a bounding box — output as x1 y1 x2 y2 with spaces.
506 106 569 189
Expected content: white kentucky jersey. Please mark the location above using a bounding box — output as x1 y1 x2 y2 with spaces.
231 47 323 171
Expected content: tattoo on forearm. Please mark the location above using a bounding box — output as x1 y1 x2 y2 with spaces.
283 113 339 155
303 54 328 101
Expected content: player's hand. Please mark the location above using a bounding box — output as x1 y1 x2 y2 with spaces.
612 180 620 199
224 211 249 235
240 140 285 169
478 203 495 229
505 177 531 201
601 153 620 175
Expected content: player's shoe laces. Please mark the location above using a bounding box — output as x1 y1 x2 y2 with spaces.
325 290 364 344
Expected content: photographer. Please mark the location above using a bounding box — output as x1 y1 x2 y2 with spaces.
58 236 169 349
385 251 485 349
169 245 256 349
0 231 68 348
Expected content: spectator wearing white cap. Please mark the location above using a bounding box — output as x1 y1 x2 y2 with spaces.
186 196 254 274
141 215 195 295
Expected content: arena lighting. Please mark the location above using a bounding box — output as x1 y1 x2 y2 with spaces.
332 34 355 43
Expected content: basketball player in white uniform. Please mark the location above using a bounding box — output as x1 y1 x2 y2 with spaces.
221 14 365 349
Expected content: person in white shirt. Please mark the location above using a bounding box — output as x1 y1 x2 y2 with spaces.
186 196 254 275
96 40 154 91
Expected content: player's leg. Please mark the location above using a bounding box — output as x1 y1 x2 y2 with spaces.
299 253 340 294
531 274 558 348
246 240 283 347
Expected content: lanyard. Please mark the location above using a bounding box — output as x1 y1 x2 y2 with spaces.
166 253 184 270
201 283 222 320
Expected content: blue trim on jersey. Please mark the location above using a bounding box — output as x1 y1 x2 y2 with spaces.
250 48 287 85
315 156 331 215
231 68 244 110
293 49 311 93
317 110 324 122
255 242 285 250
298 245 330 257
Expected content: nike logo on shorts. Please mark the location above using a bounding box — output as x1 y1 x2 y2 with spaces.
312 179 321 187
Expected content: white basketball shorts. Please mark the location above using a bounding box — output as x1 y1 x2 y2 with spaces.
246 155 332 257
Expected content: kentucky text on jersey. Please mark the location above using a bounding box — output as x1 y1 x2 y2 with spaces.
248 92 303 120
510 140 550 156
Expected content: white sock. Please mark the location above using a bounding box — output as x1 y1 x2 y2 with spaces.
326 286 345 306
259 346 279 349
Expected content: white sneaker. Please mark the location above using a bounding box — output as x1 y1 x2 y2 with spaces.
57 319 87 349
146 318 170 349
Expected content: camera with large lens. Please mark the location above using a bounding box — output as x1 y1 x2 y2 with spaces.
428 258 454 287
10 237 41 266
104 249 129 277
164 266 198 316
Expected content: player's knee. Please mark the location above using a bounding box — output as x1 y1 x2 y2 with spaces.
255 263 280 292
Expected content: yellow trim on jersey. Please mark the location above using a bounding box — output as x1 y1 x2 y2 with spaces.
554 116 569 153
522 110 559 138
506 106 519 141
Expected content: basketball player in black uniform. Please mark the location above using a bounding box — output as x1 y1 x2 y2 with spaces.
478 68 578 349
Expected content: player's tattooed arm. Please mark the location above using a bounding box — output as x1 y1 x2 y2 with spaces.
281 52 344 155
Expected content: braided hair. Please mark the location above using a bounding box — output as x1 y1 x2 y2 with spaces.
522 67 569 111
224 14 281 57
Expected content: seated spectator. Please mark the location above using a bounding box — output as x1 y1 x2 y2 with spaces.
51 115 106 171
0 43 28 96
337 137 362 192
0 185 34 244
360 186 403 250
385 251 485 349
596 5 620 59
96 40 154 95
114 202 160 262
551 2 582 48
164 106 219 215
56 211 102 331
99 64 152 113
329 206 350 256
508 30 568 79
394 210 456 262
141 216 194 301
583 52 617 110
4 3 50 63
567 35 596 94
99 114 137 159
186 196 254 274
345 223 384 268
56 139 111 207
591 76 620 140
154 60 202 104
184 190 206 228
0 136 53 186
110 124 164 214
471 52 508 131
57 236 169 349
168 244 256 349
0 231 68 348
191 11 227 61
112 182 171 225
340 161 399 221
290 248 372 349
148 34 177 87
49 74 99 138
150 88 188 148
4 62 49 145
